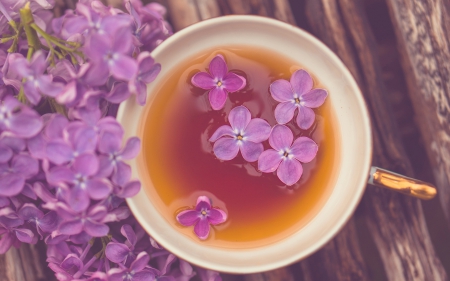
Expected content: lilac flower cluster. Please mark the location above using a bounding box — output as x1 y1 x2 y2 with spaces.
193 55 327 186
0 0 220 280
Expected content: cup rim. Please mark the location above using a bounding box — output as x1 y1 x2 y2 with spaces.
119 15 372 273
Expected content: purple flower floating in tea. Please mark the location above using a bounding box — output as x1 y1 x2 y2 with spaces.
176 196 227 240
258 125 318 186
191 54 246 110
209 105 271 162
270 69 328 130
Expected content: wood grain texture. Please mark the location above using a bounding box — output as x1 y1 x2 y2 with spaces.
167 0 221 31
385 0 450 227
305 0 448 279
297 220 370 281
217 0 295 24
243 268 295 281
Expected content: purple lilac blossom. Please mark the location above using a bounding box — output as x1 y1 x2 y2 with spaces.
176 196 227 240
258 125 318 186
209 105 271 162
11 51 64 104
0 0 220 279
270 69 328 130
191 54 246 110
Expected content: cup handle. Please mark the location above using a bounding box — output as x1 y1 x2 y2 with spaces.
368 166 437 200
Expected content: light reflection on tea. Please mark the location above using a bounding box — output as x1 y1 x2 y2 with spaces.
139 46 340 248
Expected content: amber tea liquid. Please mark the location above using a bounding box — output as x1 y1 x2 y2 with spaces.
139 46 340 248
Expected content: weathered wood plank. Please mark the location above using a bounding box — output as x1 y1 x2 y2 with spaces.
296 220 370 281
218 0 295 24
385 0 450 228
167 0 221 31
305 0 448 279
243 268 296 281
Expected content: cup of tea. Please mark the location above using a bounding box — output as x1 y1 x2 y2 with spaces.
117 15 436 273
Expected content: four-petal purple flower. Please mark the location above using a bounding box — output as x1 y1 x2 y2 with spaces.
270 69 328 130
176 196 227 240
258 125 318 186
191 54 246 110
209 105 271 162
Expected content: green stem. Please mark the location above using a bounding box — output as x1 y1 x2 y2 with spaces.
19 3 40 53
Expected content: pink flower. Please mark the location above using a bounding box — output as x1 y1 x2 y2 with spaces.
176 196 227 240
258 125 318 186
209 105 271 162
191 54 246 110
270 69 328 130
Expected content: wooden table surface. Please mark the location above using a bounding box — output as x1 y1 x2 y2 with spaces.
2 0 450 280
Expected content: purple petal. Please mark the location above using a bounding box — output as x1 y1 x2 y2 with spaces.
84 220 109 237
106 82 131 104
240 141 263 162
47 166 75 185
212 138 239 161
112 27 133 54
73 153 99 176
0 145 12 163
209 125 234 142
0 173 25 196
37 76 64 97
15 228 34 243
98 132 121 154
11 154 38 178
23 81 42 105
60 254 83 271
132 271 156 281
88 205 107 221
194 218 210 240
277 159 303 186
176 210 199 226
222 73 246 92
20 184 36 200
108 269 126 281
8 111 43 138
191 72 215 90
105 242 130 263
85 34 109 61
117 180 140 198
244 118 271 143
110 54 138 81
83 62 109 86
291 137 318 163
140 63 160 84
121 224 136 246
208 87 227 110
301 89 328 108
269 125 293 151
55 80 77 105
258 149 282 173
207 208 227 225
196 196 211 210
120 137 140 160
59 219 83 235
46 114 68 139
228 105 251 131
296 106 315 130
270 79 293 102
291 69 313 96
209 55 227 80
112 162 131 186
18 203 44 220
74 127 98 154
39 211 58 233
30 51 47 74
274 101 297 124
0 136 26 153
131 252 150 272
67 187 90 212
86 179 111 200
0 233 14 254
46 140 73 165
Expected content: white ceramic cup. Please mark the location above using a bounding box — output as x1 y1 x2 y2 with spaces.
117 15 435 274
